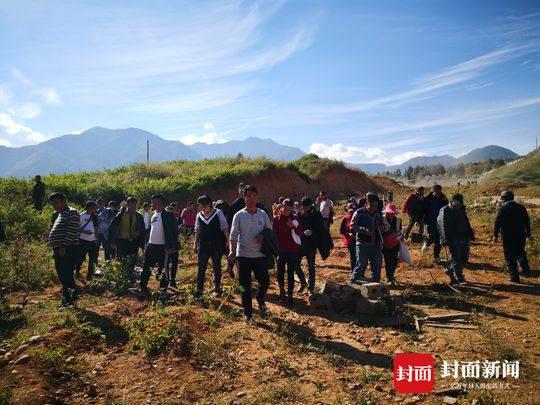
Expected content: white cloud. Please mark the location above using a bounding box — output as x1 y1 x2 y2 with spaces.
337 42 539 113
11 68 32 87
180 132 227 145
203 123 215 130
309 142 426 165
0 86 12 107
0 112 47 146
8 102 41 119
34 88 61 105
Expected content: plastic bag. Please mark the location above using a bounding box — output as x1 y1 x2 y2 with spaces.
398 241 412 264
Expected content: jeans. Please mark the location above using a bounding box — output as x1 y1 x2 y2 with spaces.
140 244 167 289
53 246 78 303
97 233 111 261
347 244 357 272
503 236 531 281
277 252 299 296
405 214 424 239
237 257 269 317
76 239 99 280
351 244 382 283
447 239 470 282
382 245 399 282
296 244 316 290
197 244 223 293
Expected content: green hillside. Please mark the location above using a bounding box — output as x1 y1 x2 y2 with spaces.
482 149 540 186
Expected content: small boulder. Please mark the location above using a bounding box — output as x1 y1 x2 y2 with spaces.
13 354 30 365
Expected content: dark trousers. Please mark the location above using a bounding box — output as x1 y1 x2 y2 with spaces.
77 239 98 280
322 217 332 230
33 199 43 212
167 251 179 284
351 244 382 282
382 245 399 282
296 244 316 290
98 233 111 261
347 244 357 272
426 221 442 259
237 257 269 317
503 237 531 280
405 214 424 239
141 244 167 289
447 239 470 282
53 246 78 302
277 252 299 296
197 244 223 293
116 239 140 280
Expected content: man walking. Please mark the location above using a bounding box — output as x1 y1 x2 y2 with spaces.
229 185 272 323
437 194 475 285
32 175 46 211
130 194 179 295
350 193 389 283
297 196 327 295
317 191 334 230
494 191 532 283
421 185 448 262
402 186 425 240
96 198 113 261
48 193 80 307
109 197 146 282
76 201 99 281
273 198 303 306
225 182 246 278
193 195 229 298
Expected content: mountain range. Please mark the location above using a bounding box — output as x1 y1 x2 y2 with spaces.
0 126 519 177
350 145 519 174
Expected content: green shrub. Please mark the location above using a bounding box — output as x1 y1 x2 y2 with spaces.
86 260 131 295
124 308 180 355
0 240 55 290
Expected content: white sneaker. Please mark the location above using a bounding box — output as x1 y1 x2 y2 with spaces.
421 242 428 252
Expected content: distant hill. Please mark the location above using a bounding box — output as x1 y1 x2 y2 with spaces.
189 137 304 161
351 145 520 174
482 149 540 186
0 127 306 177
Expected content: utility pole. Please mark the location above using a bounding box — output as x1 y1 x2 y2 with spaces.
146 140 149 162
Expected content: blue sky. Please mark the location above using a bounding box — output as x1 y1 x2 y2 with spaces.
0 0 539 164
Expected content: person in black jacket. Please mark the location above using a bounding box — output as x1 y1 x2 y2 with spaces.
437 193 475 285
130 194 180 295
32 175 46 211
421 185 449 262
297 196 327 295
0 218 6 242
226 182 246 226
109 197 146 282
494 191 532 283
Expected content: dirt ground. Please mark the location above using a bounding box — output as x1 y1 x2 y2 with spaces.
1 194 539 405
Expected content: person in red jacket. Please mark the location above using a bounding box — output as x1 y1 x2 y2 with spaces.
273 198 303 306
402 186 425 239
339 202 357 272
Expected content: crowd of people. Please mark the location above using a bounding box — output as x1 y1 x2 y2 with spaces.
40 180 534 323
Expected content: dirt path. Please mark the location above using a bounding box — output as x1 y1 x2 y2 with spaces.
1 200 539 404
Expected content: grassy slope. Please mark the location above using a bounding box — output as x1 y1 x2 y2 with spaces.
482 149 540 186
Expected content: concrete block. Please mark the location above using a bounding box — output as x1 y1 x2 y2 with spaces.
359 282 388 299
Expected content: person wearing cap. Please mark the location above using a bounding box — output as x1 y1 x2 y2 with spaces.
437 193 475 285
402 186 425 240
494 191 532 283
381 203 402 286
340 202 358 272
350 193 389 283
297 196 327 295
421 185 449 262
75 200 100 281
48 193 80 307
109 197 146 282
273 198 303 306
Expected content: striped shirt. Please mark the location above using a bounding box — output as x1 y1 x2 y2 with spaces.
49 207 80 248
